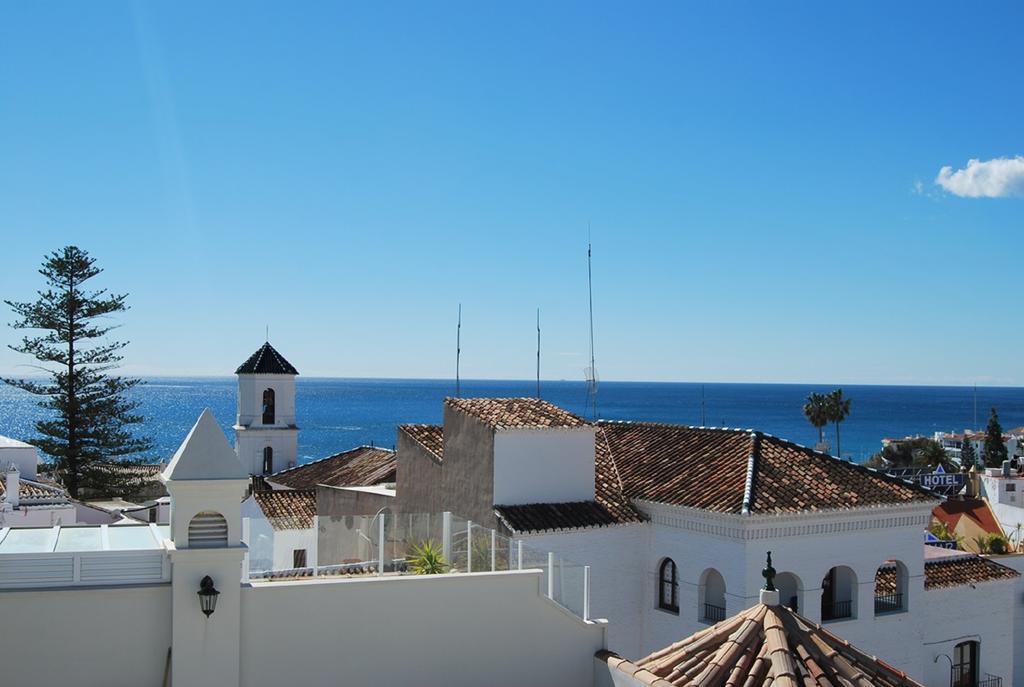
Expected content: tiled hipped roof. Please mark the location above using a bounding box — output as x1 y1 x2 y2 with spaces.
597 422 937 515
399 424 444 461
235 342 299 375
446 397 589 430
923 555 1019 589
270 446 396 489
598 600 923 687
253 489 317 530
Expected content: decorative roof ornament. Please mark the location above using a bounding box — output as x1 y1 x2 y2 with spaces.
762 550 776 591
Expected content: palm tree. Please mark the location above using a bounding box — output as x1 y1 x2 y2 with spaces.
826 389 852 458
802 393 830 446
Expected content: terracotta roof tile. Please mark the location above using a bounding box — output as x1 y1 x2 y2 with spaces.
446 397 588 430
252 489 316 530
924 555 1019 589
399 424 444 461
0 477 69 503
599 598 925 687
270 446 395 489
597 422 937 514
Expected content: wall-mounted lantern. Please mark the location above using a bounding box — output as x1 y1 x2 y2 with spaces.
197 575 220 618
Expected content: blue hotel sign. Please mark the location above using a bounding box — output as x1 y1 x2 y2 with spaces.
919 464 964 490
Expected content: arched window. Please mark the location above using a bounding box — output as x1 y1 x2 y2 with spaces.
262 388 276 425
774 572 803 614
952 640 979 687
821 565 857 621
262 446 274 475
658 558 678 613
188 511 228 548
699 568 726 623
874 560 908 615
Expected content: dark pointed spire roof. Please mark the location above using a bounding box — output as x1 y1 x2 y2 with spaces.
235 342 299 375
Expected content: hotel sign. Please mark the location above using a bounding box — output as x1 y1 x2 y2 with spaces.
919 464 964 490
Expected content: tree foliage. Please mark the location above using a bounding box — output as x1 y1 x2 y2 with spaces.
960 434 978 471
802 393 830 445
3 246 152 498
983 407 1008 468
826 389 852 458
866 437 951 470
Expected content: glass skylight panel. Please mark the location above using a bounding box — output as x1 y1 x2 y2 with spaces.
0 528 54 553
107 526 161 550
54 527 103 552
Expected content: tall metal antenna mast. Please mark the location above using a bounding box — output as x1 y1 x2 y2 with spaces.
974 383 978 429
585 232 599 419
456 304 462 398
536 308 541 399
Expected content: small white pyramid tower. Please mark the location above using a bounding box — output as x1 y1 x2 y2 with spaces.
162 410 249 687
233 342 299 476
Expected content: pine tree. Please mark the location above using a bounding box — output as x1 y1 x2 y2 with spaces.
982 407 1008 469
960 433 977 470
3 246 153 498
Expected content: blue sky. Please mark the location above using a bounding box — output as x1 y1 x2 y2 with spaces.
1 2 1021 384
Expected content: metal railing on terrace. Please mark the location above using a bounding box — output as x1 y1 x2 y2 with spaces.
821 599 852 621
242 510 593 621
873 592 904 615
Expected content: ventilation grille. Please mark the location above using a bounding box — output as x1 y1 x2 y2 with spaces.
188 511 228 548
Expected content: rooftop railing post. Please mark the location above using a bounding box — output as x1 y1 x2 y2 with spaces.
241 517 251 583
517 540 523 571
378 511 385 577
490 529 496 572
583 565 591 622
466 520 473 573
311 515 319 577
442 511 452 565
547 552 555 599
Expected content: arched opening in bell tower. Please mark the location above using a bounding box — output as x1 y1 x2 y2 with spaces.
262 388 276 425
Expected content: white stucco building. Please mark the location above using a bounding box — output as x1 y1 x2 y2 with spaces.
388 397 1023 687
0 410 609 687
0 436 75 527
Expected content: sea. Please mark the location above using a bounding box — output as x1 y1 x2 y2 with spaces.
2 378 1024 466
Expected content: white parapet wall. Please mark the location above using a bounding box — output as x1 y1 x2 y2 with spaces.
0 583 172 686
239 570 606 687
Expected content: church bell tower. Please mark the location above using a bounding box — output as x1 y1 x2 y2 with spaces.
233 342 299 476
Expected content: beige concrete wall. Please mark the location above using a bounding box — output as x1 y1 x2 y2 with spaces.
441 406 497 527
394 429 444 514
317 483 394 517
239 570 605 687
0 584 172 687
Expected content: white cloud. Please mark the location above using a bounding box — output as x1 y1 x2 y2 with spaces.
935 156 1024 198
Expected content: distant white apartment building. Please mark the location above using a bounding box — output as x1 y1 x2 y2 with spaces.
934 428 1023 464
0 435 75 527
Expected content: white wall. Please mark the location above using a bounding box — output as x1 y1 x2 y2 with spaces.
493 428 596 506
0 443 39 480
0 583 171 686
236 374 296 428
1 503 76 527
920 578 1016 686
235 427 299 476
240 570 606 687
523 525 649 659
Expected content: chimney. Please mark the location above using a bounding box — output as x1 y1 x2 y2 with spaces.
5 462 20 508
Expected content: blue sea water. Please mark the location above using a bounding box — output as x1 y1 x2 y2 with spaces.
1 378 1023 466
